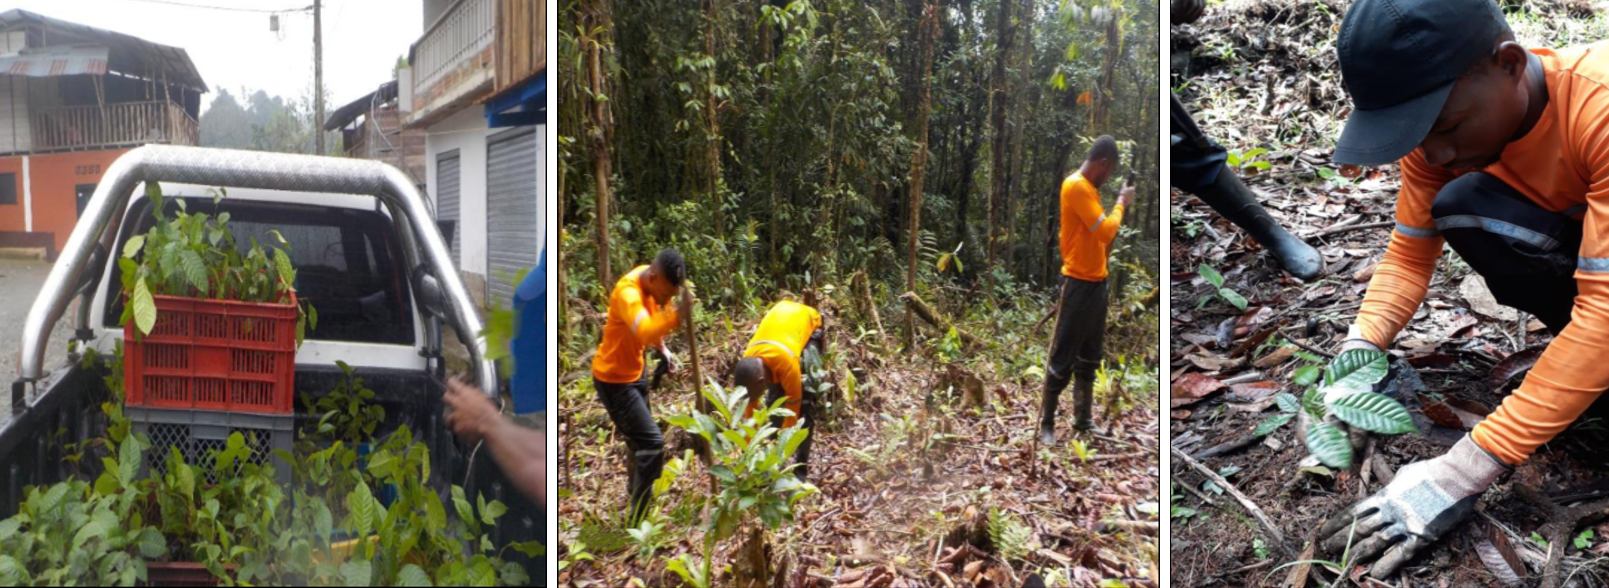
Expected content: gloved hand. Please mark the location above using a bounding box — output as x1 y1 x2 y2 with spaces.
1297 330 1385 457
1318 435 1509 578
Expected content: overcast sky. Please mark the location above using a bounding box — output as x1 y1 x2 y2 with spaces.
9 0 423 113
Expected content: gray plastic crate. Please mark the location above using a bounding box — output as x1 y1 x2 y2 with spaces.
126 406 294 485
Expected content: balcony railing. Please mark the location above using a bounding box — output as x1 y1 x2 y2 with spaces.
30 101 198 152
414 0 495 96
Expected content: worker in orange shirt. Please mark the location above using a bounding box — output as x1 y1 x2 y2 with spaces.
732 299 825 481
1317 0 1609 578
592 249 691 523
1039 135 1132 446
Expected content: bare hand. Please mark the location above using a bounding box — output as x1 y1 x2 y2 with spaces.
443 376 500 445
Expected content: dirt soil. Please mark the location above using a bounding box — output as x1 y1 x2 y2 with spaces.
559 291 1161 588
1170 1 1609 587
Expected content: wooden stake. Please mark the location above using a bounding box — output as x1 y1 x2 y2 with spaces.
681 284 712 464
1033 279 1066 338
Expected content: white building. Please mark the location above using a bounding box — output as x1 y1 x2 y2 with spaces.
404 0 543 308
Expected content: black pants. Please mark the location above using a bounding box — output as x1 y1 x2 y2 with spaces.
1046 276 1108 395
595 368 663 523
1430 172 1582 334
1170 94 1230 192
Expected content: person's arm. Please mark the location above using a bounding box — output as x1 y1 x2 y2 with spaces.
479 416 547 507
443 378 545 506
1304 152 1455 455
775 357 804 427
621 284 680 349
1068 178 1124 246
657 343 679 373
1468 87 1609 465
1351 150 1455 348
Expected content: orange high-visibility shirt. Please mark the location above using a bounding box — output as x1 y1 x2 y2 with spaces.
1354 43 1609 465
1059 172 1124 281
742 300 822 428
592 265 680 385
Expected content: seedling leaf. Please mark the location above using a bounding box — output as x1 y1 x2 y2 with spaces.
1305 420 1353 469
1328 392 1417 434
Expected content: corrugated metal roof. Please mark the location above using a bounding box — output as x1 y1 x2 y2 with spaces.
0 9 205 91
0 44 108 78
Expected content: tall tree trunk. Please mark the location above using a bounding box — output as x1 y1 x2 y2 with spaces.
758 1 780 279
559 135 568 348
704 0 723 238
906 0 939 345
587 0 614 288
822 15 842 281
1094 16 1119 132
1044 130 1076 286
1005 0 1033 277
986 0 1015 274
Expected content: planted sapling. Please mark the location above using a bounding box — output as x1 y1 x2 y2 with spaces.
1300 348 1417 469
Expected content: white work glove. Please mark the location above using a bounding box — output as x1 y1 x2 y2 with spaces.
1297 326 1384 456
1319 435 1509 578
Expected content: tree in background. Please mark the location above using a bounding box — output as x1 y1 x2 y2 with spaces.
200 85 341 155
557 0 1160 343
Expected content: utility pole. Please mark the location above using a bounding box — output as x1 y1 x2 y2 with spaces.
314 0 325 155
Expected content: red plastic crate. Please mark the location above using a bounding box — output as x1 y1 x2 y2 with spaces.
124 293 298 414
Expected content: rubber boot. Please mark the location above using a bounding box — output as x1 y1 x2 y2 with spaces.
1038 386 1059 446
1193 167 1324 281
1072 379 1095 432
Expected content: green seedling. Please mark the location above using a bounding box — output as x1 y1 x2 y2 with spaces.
1196 264 1248 311
1227 148 1271 174
1298 349 1417 469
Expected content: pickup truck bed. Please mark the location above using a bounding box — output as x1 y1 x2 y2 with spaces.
6 146 545 581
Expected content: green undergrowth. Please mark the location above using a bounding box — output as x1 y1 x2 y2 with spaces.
0 347 540 587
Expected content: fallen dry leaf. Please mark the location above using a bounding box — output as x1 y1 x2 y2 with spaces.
1229 381 1281 401
1171 373 1227 408
1461 275 1519 321
1253 346 1295 369
1474 521 1525 588
1487 345 1548 391
1352 261 1378 282
1188 353 1242 372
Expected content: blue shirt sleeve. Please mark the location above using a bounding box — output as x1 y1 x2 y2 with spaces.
510 252 546 414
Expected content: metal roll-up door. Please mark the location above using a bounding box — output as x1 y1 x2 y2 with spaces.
486 125 538 306
436 150 461 265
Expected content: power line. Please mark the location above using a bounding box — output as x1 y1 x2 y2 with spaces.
123 0 312 14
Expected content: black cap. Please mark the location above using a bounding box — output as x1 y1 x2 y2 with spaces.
1334 0 1507 166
